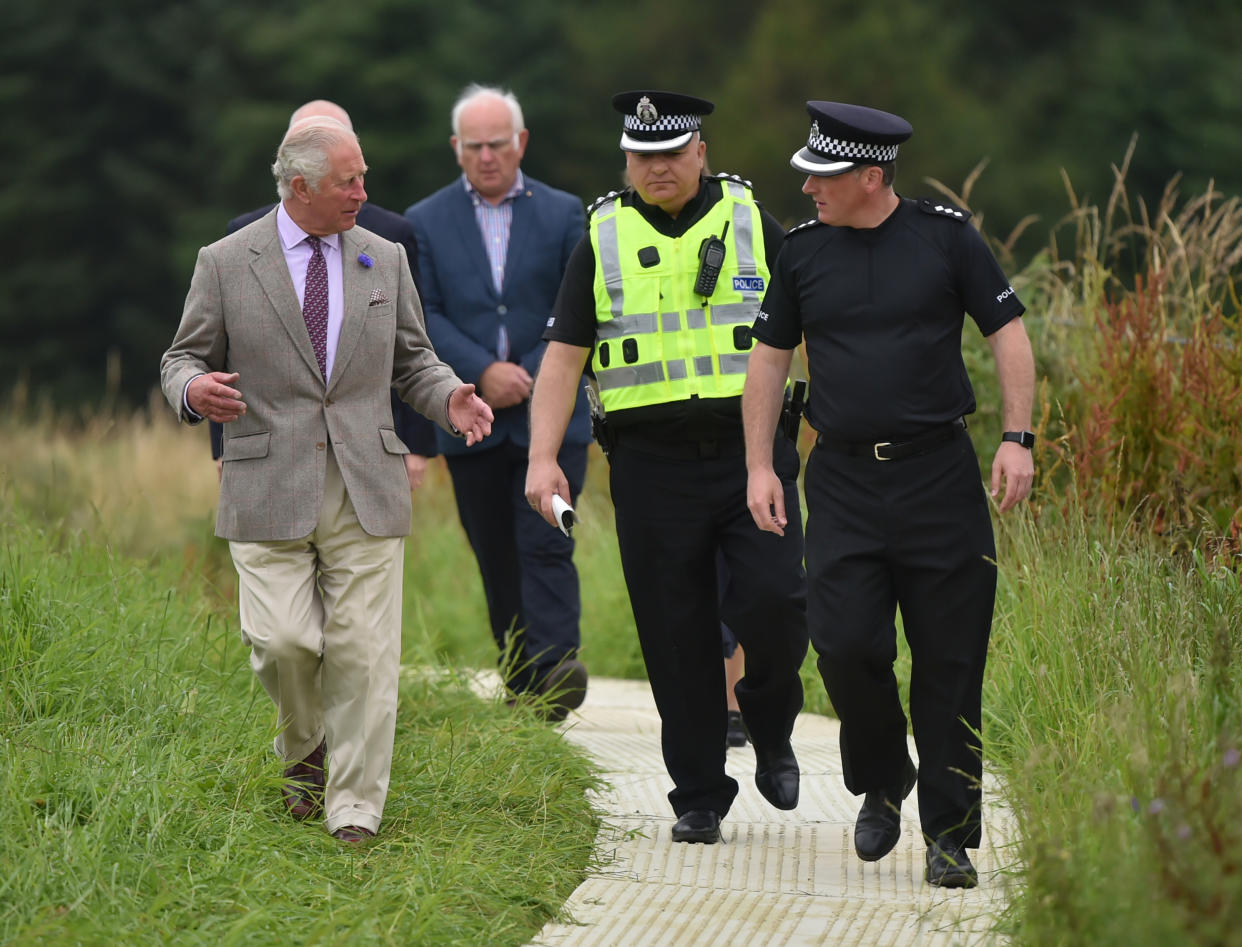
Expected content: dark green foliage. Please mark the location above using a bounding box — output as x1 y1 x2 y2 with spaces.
5 1 1242 407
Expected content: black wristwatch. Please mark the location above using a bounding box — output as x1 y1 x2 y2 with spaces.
1002 430 1036 449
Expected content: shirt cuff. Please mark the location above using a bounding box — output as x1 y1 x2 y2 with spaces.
445 391 460 436
183 374 205 422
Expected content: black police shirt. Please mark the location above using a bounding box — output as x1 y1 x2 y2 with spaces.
544 175 785 441
752 197 1025 441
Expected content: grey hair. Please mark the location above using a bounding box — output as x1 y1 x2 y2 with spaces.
450 83 525 150
271 118 357 201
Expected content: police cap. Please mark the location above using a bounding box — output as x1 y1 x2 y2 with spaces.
790 101 913 177
612 90 714 153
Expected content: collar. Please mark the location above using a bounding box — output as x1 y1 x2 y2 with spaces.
277 202 343 252
461 170 526 207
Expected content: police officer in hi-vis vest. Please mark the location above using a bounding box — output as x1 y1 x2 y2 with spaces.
526 90 809 845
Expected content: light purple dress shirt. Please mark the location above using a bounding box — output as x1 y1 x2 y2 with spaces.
276 203 345 381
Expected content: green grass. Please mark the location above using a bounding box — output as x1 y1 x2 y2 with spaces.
0 503 600 946
985 502 1242 945
4 335 1242 944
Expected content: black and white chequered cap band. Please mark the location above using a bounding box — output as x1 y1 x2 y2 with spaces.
623 112 700 134
807 129 900 163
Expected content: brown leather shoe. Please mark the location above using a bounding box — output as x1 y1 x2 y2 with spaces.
536 658 588 722
331 825 376 844
282 739 326 820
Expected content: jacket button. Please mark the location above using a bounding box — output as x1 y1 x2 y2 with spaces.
315 442 326 450
497 304 508 315
324 397 334 406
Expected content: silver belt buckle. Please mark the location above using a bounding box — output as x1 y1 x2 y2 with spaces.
873 441 892 461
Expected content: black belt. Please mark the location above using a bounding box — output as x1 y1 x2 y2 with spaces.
614 431 746 460
816 418 966 461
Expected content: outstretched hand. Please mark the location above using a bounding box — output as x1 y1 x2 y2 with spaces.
448 384 494 446
187 372 246 423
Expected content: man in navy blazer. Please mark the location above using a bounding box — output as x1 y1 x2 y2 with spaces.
212 101 438 488
405 84 592 717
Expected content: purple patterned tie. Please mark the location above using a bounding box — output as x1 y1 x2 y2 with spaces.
303 235 328 379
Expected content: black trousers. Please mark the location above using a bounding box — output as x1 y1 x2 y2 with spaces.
609 435 809 818
803 428 996 848
446 439 587 693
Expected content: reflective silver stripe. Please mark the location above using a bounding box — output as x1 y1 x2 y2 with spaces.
597 311 659 339
666 359 687 381
694 355 714 376
596 363 666 390
722 180 747 200
686 309 708 330
708 302 759 325
731 198 758 278
719 352 751 374
661 311 681 332
596 213 625 317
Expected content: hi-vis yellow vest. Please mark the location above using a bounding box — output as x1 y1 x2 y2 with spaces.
588 176 769 413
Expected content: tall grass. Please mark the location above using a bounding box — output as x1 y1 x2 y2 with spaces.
0 463 600 944
987 500 1242 945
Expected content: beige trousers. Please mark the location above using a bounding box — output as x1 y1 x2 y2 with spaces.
230 448 404 834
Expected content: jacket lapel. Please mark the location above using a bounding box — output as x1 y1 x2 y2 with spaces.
248 218 323 382
328 228 369 393
502 184 534 294
449 186 497 297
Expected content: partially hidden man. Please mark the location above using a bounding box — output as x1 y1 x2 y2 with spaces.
405 84 591 719
526 90 809 845
160 117 493 844
743 101 1035 886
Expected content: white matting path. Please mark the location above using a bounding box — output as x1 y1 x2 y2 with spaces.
526 677 1018 947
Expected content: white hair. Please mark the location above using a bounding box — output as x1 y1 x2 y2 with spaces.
271 117 357 201
450 83 525 154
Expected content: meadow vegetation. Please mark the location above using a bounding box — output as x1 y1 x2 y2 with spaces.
2 165 1240 944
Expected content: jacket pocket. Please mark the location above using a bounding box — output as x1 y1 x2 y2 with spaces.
223 431 271 461
379 426 409 455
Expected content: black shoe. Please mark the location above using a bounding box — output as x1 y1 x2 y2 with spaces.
925 838 978 888
671 809 721 844
536 658 589 722
754 742 799 810
726 710 748 748
854 756 917 861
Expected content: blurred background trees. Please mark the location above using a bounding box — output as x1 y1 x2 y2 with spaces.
4 0 1241 406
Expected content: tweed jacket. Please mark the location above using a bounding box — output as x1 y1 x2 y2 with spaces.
161 210 461 541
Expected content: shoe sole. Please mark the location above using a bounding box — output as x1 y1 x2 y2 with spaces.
926 869 978 888
671 829 721 844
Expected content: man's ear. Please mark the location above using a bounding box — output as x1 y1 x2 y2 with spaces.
290 174 312 204
859 166 883 192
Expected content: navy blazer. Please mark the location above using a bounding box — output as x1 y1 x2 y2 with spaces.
212 201 438 458
405 175 592 456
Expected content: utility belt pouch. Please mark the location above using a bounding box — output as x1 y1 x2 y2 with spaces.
585 382 614 459
779 378 807 443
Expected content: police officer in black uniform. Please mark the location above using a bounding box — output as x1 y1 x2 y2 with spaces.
526 91 809 845
742 101 1035 886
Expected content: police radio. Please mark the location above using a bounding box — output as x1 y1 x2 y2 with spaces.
693 221 729 297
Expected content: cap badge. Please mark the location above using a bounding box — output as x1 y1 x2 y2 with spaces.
636 96 659 125
810 121 820 138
